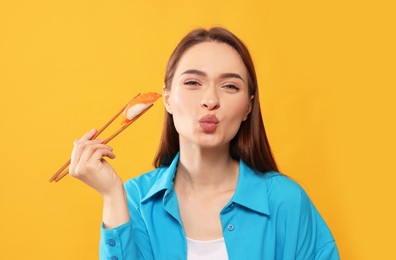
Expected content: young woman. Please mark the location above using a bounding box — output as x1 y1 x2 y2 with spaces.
70 28 340 259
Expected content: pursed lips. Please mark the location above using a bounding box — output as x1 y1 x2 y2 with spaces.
199 114 219 124
198 114 219 133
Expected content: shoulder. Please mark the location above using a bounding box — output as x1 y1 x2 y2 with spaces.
237 162 314 214
241 166 338 256
123 166 168 205
266 172 308 199
124 168 161 190
237 161 315 218
260 171 313 213
265 173 338 257
263 171 334 233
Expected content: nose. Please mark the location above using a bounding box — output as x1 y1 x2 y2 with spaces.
200 88 220 110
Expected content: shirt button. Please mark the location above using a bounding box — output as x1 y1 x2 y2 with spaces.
110 257 118 260
227 224 235 231
107 239 116 247
229 203 235 208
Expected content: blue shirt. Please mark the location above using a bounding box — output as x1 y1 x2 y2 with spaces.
100 153 339 259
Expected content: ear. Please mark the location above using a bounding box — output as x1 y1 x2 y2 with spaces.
242 95 254 121
162 85 172 114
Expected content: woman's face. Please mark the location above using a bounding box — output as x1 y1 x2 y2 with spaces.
164 41 252 149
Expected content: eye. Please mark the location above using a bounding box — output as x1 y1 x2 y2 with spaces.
184 80 202 88
222 83 240 92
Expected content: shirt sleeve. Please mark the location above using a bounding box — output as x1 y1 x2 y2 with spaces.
100 221 134 260
99 216 155 260
297 190 340 260
314 241 340 260
99 180 155 260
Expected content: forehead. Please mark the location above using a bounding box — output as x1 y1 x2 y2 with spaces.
175 41 248 79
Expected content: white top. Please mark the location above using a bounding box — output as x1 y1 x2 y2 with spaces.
186 237 228 260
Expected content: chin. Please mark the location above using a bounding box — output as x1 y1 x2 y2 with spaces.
196 136 229 150
198 143 221 149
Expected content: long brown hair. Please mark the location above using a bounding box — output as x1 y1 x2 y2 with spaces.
153 27 279 173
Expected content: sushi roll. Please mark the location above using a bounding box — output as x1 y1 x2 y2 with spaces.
121 92 161 125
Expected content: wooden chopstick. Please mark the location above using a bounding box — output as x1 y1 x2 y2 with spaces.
102 104 153 144
49 93 141 182
53 104 153 182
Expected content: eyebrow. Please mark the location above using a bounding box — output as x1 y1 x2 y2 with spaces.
181 69 245 82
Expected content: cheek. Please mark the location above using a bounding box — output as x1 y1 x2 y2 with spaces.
228 113 246 130
227 107 246 129
169 89 198 116
229 97 250 118
169 94 186 116
224 101 250 130
168 90 198 131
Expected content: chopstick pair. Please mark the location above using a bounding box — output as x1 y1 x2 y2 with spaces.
49 93 153 182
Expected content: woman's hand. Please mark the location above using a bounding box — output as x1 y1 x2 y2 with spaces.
70 128 131 228
69 128 122 197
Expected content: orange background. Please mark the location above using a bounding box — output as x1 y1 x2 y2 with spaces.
1 0 395 259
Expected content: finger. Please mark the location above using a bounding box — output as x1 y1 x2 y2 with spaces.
74 147 116 179
79 143 114 166
92 148 116 161
79 128 97 142
75 138 105 147
70 139 106 175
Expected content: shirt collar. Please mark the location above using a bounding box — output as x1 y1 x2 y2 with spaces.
141 153 271 216
230 160 270 216
141 153 180 203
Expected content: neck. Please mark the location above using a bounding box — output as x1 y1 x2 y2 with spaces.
175 143 239 193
